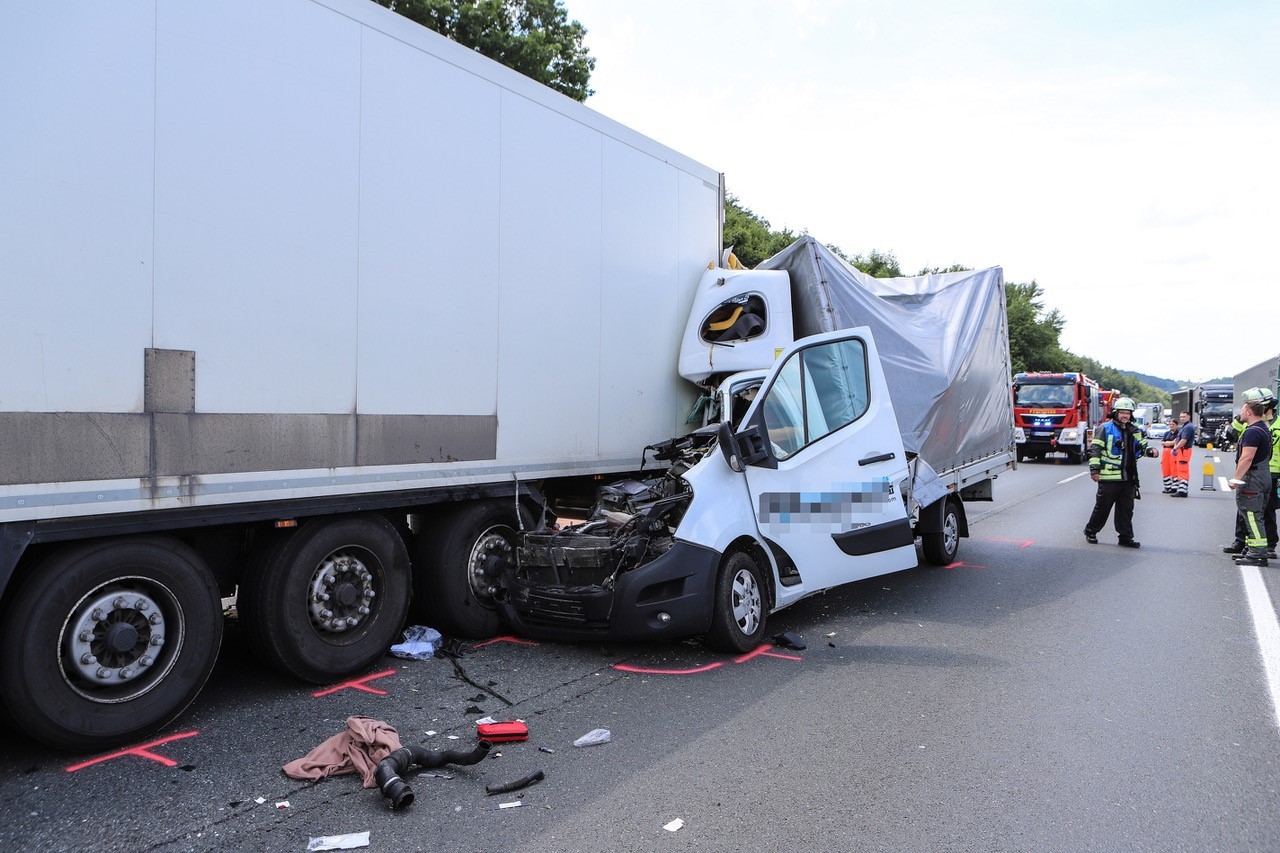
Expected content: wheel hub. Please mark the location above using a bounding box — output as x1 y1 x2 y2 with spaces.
66 589 166 685
468 529 515 602
309 551 377 633
731 570 761 634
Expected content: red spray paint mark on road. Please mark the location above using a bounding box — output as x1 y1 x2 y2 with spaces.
613 661 725 675
734 644 803 664
612 643 803 675
66 730 199 773
985 537 1034 548
472 636 540 649
311 668 396 697
943 561 987 569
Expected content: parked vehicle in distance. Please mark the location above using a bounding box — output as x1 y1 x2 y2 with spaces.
1146 422 1170 442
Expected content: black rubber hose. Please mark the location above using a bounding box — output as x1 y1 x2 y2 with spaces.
485 769 545 796
376 740 493 810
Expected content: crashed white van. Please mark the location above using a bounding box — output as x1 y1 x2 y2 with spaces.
496 238 1016 651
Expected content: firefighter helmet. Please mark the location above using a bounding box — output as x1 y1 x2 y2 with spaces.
1112 397 1136 413
1243 387 1277 407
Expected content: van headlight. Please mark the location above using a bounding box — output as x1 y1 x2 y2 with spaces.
1013 427 1026 442
1060 428 1079 442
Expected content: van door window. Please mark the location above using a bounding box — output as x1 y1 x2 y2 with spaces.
760 338 870 459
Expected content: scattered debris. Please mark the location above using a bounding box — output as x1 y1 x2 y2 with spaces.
389 626 442 660
538 747 555 754
283 717 403 788
664 818 685 832
255 797 266 805
475 716 497 726
307 831 370 851
375 741 492 810
485 769 545 795
772 631 806 650
275 801 290 809
493 800 527 810
477 721 529 743
573 728 611 747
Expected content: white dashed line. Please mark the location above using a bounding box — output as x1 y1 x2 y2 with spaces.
1057 472 1090 484
1240 565 1280 728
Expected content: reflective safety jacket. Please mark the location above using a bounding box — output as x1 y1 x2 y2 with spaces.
1271 420 1280 475
1090 419 1147 481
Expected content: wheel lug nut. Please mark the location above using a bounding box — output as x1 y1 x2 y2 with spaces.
345 617 358 627
358 606 370 616
96 667 112 679
150 635 164 646
149 612 163 625
119 667 134 679
135 600 149 611
113 597 128 610
79 631 93 642
81 654 97 665
139 656 153 667
91 609 105 622
321 609 333 619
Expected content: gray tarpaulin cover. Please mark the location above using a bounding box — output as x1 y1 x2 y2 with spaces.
758 237 1014 508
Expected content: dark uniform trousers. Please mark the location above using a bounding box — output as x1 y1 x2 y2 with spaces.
1086 480 1136 541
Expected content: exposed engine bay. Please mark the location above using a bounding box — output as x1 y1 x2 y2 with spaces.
514 428 716 590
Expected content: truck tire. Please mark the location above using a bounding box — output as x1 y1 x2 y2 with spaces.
238 514 411 683
0 537 222 752
415 501 527 639
706 551 768 653
922 499 961 566
1067 448 1084 465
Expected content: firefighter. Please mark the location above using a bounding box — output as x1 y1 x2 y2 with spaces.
1084 397 1159 548
1228 388 1275 567
1222 389 1279 559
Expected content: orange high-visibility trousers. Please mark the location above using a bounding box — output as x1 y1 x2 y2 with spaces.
1161 446 1177 492
1173 447 1191 496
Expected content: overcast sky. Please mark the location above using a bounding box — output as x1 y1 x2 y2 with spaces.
565 0 1279 384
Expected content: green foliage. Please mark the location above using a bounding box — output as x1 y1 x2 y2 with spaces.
1005 281 1068 375
723 195 799 269
374 0 595 101
846 250 902 278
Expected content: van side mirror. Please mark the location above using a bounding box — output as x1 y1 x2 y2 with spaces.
717 421 770 472
717 421 742 472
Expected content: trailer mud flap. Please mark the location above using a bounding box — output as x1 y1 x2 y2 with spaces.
831 517 914 556
0 521 35 596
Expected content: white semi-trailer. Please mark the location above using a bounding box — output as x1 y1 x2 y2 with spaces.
0 0 721 750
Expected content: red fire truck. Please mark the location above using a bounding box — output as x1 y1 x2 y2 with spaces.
1012 372 1107 463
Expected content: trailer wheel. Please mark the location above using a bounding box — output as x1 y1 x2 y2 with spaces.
416 501 527 638
0 538 222 751
239 514 410 682
922 499 961 566
707 551 768 653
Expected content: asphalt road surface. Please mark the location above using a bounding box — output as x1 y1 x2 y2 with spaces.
3 447 1279 852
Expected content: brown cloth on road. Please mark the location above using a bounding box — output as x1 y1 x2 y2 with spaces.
282 715 403 788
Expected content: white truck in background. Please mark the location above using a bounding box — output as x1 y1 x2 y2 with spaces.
0 0 722 750
497 238 1016 651
1234 356 1280 403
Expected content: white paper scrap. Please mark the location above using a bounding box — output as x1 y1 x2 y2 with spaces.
307 831 371 851
664 818 684 832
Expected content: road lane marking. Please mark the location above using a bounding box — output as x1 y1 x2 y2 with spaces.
1219 476 1231 491
1058 472 1089 484
1240 565 1280 728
